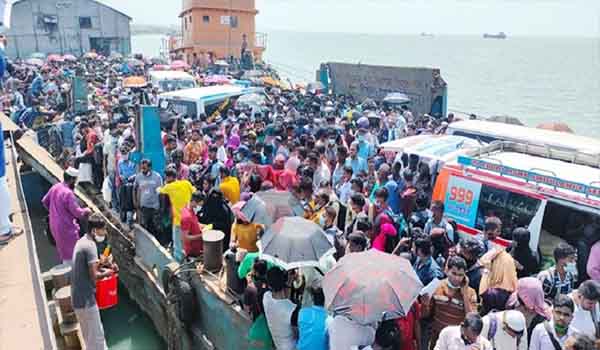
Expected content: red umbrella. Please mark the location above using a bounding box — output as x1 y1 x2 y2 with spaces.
47 54 63 62
537 122 574 133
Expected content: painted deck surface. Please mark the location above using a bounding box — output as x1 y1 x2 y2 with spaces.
0 138 53 350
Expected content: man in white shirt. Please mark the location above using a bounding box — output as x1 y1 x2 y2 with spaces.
481 310 527 350
434 312 492 350
530 295 575 350
568 280 600 339
263 268 297 350
214 134 227 163
328 314 375 350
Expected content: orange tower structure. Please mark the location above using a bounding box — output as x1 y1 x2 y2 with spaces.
170 0 266 63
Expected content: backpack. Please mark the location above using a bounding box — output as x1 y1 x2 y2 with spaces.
383 208 408 237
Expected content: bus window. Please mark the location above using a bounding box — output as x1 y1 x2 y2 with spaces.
475 184 542 239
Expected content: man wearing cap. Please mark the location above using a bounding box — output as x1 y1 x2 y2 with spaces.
42 168 92 265
480 310 527 350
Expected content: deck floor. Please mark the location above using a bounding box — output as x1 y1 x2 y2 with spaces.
0 139 52 350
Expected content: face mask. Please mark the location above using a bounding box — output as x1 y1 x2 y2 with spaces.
319 215 326 227
357 135 365 142
565 262 577 275
193 206 201 214
554 323 568 335
94 234 106 243
447 279 463 290
328 139 336 146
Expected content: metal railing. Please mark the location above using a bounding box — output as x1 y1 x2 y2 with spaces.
169 32 266 52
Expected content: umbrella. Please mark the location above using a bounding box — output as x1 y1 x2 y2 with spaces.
152 64 170 70
122 76 147 88
236 93 266 109
255 190 304 223
214 59 229 66
203 74 231 84
84 52 98 59
63 54 77 61
47 54 63 62
322 250 423 325
536 121 574 133
170 60 189 70
25 58 44 66
240 194 271 226
487 115 524 126
383 92 411 105
29 52 46 59
259 217 335 270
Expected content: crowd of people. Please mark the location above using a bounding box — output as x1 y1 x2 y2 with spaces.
4 52 600 350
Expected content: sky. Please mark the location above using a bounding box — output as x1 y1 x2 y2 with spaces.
100 0 600 37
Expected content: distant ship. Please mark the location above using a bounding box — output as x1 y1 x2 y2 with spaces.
483 32 507 39
420 32 435 37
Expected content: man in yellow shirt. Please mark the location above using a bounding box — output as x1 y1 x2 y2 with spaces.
218 167 240 204
159 168 196 262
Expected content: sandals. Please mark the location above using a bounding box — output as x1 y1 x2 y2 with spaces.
0 226 24 245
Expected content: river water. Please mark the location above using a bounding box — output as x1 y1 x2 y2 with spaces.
132 32 600 138
24 173 165 350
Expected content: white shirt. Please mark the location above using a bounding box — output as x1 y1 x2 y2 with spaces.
481 311 527 350
262 291 296 350
328 315 375 350
434 325 492 350
217 145 227 163
569 292 600 338
529 319 570 350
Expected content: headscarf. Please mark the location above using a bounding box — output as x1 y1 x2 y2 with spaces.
507 277 552 320
371 223 396 252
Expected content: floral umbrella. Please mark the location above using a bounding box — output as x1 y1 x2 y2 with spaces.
63 54 77 61
47 54 63 62
322 250 423 325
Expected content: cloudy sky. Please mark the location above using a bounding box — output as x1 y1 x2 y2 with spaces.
101 0 600 37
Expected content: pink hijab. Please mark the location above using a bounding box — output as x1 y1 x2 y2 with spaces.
507 277 551 319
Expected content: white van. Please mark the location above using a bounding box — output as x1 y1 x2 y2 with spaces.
149 70 197 92
158 85 263 120
446 120 600 154
432 141 600 266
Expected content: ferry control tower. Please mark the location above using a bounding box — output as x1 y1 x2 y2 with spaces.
168 0 266 64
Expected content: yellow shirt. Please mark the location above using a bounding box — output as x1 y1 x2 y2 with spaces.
159 180 196 226
219 176 241 204
231 222 262 252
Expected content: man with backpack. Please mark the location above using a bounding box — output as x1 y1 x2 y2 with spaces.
529 295 575 350
537 243 577 302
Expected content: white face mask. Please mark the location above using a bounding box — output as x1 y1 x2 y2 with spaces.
319 214 327 227
94 234 106 243
193 206 201 214
565 262 577 275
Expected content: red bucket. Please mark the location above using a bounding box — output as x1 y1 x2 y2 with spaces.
96 273 118 310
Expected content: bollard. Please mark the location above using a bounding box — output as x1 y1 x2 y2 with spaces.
50 263 71 290
202 230 224 272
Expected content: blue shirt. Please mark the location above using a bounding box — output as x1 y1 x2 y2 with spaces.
29 75 44 96
118 160 137 181
349 156 368 175
384 180 401 214
414 256 444 286
357 140 373 159
297 306 329 350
